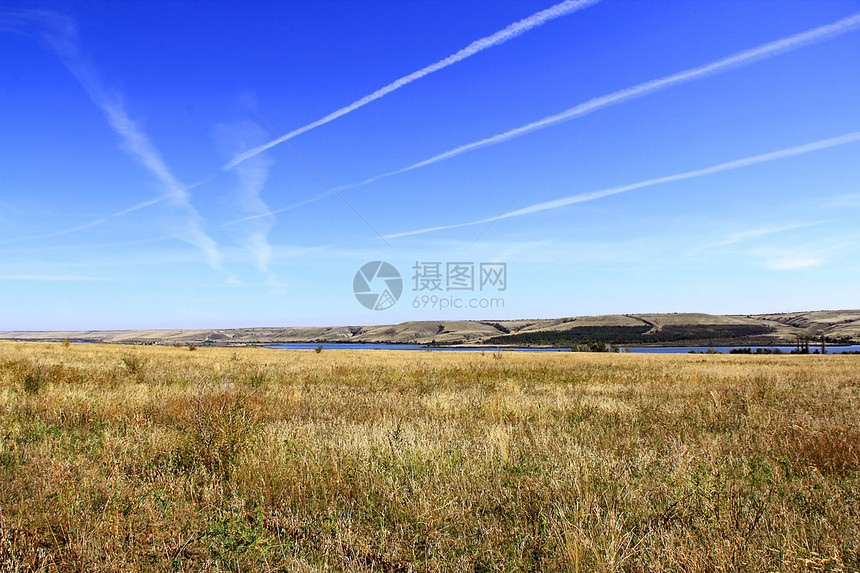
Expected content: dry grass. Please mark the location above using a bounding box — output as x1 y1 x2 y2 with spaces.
0 342 858 572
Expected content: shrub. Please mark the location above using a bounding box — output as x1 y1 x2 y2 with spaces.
22 364 48 394
180 391 253 479
121 353 147 378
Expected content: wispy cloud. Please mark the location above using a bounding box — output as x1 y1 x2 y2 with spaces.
0 236 172 254
750 242 854 271
214 123 289 295
824 193 860 208
352 11 860 188
214 122 277 273
19 10 222 269
223 0 602 170
386 130 860 239
687 220 832 255
0 274 110 282
762 253 824 270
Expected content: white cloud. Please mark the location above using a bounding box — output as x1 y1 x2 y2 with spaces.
213 122 277 274
762 255 823 271
687 220 831 255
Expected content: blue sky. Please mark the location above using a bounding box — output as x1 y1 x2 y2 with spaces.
1 0 859 330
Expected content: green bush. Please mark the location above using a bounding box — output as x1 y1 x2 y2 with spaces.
180 392 253 479
121 353 147 377
22 365 48 394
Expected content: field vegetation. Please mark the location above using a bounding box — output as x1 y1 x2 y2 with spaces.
0 342 858 571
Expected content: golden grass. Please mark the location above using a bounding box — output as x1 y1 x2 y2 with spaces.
0 341 858 571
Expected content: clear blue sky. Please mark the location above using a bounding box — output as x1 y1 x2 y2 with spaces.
1 0 859 330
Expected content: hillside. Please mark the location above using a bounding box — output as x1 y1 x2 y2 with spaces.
2 310 858 347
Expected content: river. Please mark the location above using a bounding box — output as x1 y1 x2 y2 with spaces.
264 342 860 354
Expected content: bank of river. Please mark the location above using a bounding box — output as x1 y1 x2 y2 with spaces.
265 342 860 354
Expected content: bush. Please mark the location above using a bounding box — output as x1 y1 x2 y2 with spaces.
22 364 48 394
180 391 252 479
3 359 50 395
121 353 147 378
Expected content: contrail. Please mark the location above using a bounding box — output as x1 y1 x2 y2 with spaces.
113 174 216 217
113 196 167 217
385 130 860 239
223 0 602 170
355 11 860 188
224 192 331 226
0 218 108 245
21 11 223 270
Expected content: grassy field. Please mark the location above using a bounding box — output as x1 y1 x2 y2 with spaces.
0 342 858 572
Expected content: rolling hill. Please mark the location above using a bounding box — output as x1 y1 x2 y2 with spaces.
1 310 859 347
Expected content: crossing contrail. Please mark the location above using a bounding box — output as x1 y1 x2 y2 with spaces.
25 11 223 270
223 0 602 170
384 130 860 239
354 11 860 188
224 193 331 225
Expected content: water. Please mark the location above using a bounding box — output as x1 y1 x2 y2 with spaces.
626 345 860 354
267 342 426 351
264 342 860 354
266 342 564 352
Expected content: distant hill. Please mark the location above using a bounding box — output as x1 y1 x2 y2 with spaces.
2 310 859 347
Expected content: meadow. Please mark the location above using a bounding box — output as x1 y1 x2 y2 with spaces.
0 342 857 572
